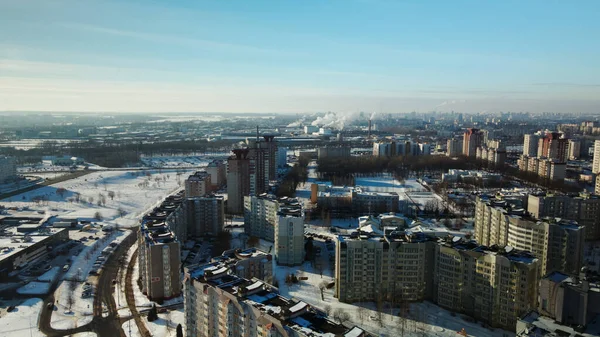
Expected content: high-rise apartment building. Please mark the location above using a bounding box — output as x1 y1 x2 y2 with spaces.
474 195 584 276
334 230 539 331
523 134 540 157
185 171 211 198
434 240 539 331
185 196 225 237
537 132 568 162
184 264 369 337
568 139 581 160
593 140 600 174
335 231 436 303
476 140 506 167
462 128 484 157
244 194 304 266
0 156 16 182
227 149 252 214
277 146 288 168
138 192 186 301
205 160 226 190
528 193 600 240
447 138 463 157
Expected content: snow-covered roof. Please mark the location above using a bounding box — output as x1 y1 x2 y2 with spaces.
288 301 308 313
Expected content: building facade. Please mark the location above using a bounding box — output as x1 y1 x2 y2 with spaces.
185 196 225 237
317 146 351 159
205 160 226 190
537 132 568 162
0 156 17 182
523 134 540 157
593 140 600 174
447 138 463 157
463 128 484 157
185 171 211 198
227 149 252 214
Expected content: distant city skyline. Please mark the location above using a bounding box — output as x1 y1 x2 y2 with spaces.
1 0 600 113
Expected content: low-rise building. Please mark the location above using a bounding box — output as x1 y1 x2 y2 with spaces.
317 146 351 159
311 184 399 215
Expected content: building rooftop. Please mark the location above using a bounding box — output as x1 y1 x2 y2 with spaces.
518 311 600 337
140 190 185 245
187 264 366 337
0 227 68 264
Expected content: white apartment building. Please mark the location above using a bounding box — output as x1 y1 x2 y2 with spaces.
593 140 600 174
244 194 304 266
568 139 581 160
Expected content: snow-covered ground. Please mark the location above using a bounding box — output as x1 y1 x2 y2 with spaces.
140 154 228 168
51 280 94 330
1 169 190 228
144 308 184 337
0 298 44 337
121 319 141 337
16 281 52 295
355 176 427 194
267 238 512 337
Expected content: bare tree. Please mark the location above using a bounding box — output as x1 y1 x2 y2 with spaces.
356 306 367 324
88 196 94 204
323 304 332 316
333 308 350 325
107 190 116 201
117 207 127 217
319 281 328 301
94 211 103 220
56 187 67 198
67 281 77 311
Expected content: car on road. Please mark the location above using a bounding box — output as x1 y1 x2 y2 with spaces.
7 305 16 312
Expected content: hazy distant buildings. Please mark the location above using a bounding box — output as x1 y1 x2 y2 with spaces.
462 128 484 157
0 156 17 183
317 145 351 159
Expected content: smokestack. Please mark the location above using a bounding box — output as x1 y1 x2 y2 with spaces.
368 119 372 138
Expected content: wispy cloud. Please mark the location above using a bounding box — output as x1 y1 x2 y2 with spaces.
532 82 600 88
58 23 295 56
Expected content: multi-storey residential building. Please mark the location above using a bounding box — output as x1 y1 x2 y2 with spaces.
463 128 484 157
335 229 539 331
517 155 566 181
593 140 600 174
523 134 540 157
205 160 226 190
596 175 600 195
244 194 278 241
476 142 507 167
568 139 581 160
536 270 600 328
335 231 436 303
475 195 585 276
276 146 288 168
317 145 351 159
185 195 225 237
537 132 568 163
185 171 211 198
447 138 463 157
446 138 462 157
249 135 278 181
184 265 369 337
274 198 304 266
0 156 16 182
434 240 539 331
138 192 186 301
528 193 600 240
227 149 252 214
373 139 430 157
244 194 304 266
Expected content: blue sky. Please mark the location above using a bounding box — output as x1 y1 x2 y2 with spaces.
1 0 599 113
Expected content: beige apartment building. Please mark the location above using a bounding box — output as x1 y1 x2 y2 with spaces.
334 227 540 331
205 160 226 190
184 264 369 337
475 195 584 276
185 171 211 198
528 193 600 240
434 240 539 331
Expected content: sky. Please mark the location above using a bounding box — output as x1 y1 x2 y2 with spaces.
1 0 600 114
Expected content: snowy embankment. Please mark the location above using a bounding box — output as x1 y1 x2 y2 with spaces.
0 298 44 337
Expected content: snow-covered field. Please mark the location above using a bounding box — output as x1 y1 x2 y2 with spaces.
0 298 44 337
51 280 94 330
1 169 191 228
355 176 427 194
140 154 229 168
144 308 184 337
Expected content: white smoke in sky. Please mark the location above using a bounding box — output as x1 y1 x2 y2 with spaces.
310 112 350 130
370 111 376 120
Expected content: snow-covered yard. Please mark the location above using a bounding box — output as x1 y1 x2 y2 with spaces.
51 280 94 330
0 298 44 337
144 308 184 337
